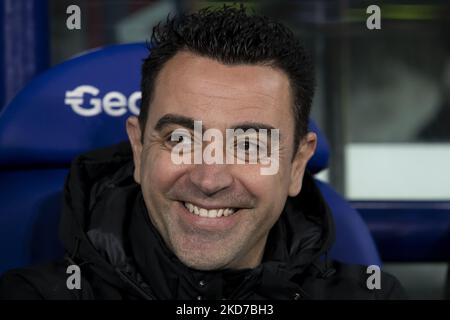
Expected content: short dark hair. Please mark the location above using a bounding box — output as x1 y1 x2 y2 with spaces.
139 5 315 151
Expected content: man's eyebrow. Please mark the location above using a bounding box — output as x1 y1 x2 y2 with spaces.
154 114 198 131
154 116 278 137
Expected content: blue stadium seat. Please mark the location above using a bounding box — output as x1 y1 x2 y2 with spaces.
0 43 381 275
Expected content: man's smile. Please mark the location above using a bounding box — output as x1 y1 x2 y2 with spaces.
183 202 237 218
174 200 245 231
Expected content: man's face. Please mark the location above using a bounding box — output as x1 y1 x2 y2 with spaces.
127 51 316 270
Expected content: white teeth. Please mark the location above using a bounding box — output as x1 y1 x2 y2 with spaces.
199 208 208 217
183 202 236 218
223 208 235 217
208 210 217 218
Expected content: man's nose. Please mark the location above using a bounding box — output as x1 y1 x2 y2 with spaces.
189 164 234 197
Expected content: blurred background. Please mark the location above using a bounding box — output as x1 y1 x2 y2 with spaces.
1 0 449 299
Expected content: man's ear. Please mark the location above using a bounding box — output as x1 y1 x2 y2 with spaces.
126 116 143 184
288 132 317 197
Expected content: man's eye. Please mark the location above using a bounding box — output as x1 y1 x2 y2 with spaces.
173 135 188 143
236 138 264 153
237 140 254 151
166 130 192 147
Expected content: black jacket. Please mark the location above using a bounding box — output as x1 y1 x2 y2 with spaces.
0 142 406 300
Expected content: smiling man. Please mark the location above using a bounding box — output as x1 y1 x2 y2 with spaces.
0 6 405 300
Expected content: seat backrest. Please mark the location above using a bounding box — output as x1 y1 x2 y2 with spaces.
0 43 380 275
0 43 147 167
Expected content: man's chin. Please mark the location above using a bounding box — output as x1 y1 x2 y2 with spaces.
175 251 231 271
168 237 238 271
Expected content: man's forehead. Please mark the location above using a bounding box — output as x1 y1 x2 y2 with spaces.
147 51 294 130
154 51 292 103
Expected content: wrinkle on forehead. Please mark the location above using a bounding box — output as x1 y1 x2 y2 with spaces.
184 102 270 115
187 79 280 103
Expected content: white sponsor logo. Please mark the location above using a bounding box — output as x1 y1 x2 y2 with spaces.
65 85 141 117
